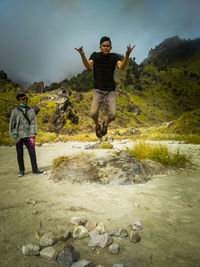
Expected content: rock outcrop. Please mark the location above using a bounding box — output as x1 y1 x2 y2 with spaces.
51 150 164 184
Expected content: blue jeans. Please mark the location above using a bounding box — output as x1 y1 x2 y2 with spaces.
16 138 38 172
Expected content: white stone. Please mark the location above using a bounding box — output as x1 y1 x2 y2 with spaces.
132 221 143 231
95 223 106 234
73 225 89 239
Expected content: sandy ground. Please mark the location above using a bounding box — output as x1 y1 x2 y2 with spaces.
0 140 200 267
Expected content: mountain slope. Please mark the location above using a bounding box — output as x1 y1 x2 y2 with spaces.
1 36 200 144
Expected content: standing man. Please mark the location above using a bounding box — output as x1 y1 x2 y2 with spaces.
75 36 135 138
9 92 43 177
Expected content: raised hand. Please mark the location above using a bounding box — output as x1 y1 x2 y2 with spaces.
75 46 84 55
126 44 135 57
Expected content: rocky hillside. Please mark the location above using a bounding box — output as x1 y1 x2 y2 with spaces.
0 36 200 144
143 36 200 68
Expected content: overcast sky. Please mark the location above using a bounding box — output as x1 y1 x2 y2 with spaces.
0 0 199 86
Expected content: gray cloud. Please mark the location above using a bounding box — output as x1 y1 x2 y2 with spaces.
0 0 199 87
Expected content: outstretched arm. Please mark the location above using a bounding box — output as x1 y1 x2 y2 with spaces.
117 44 135 70
75 46 94 69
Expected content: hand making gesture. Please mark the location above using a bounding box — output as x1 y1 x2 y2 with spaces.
75 46 84 55
126 44 136 57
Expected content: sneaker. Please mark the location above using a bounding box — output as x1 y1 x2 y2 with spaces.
18 171 24 177
33 170 44 174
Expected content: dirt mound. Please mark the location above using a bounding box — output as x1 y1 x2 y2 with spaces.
51 151 164 185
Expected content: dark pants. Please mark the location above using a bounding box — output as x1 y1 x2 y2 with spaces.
16 138 38 172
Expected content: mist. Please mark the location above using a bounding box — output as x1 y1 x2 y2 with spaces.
0 0 199 86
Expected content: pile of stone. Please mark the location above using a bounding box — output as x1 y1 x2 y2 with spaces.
22 216 143 266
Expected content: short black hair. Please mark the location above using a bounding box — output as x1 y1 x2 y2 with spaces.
100 36 111 45
16 93 26 101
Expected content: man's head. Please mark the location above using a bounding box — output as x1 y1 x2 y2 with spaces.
99 36 112 54
16 93 28 104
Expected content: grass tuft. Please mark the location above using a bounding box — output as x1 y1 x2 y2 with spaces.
96 142 113 149
183 134 200 144
127 141 192 168
53 155 69 168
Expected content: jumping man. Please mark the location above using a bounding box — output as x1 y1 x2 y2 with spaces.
75 36 135 138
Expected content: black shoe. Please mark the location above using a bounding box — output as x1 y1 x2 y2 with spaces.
33 170 44 174
101 122 108 136
95 124 102 138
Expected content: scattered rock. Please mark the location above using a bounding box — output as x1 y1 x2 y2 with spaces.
85 221 97 231
35 230 43 241
110 229 128 238
39 232 57 247
88 232 113 248
110 229 120 237
57 245 79 265
26 198 37 205
89 229 99 238
132 221 143 231
22 244 40 256
40 247 58 261
95 223 106 234
73 226 89 239
60 231 71 241
130 231 141 243
71 260 94 267
108 243 120 254
112 264 124 267
119 229 128 238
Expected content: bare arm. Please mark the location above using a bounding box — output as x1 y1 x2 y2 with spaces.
75 46 94 69
117 44 135 70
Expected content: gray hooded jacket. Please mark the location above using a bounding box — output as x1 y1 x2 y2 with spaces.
9 107 38 144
